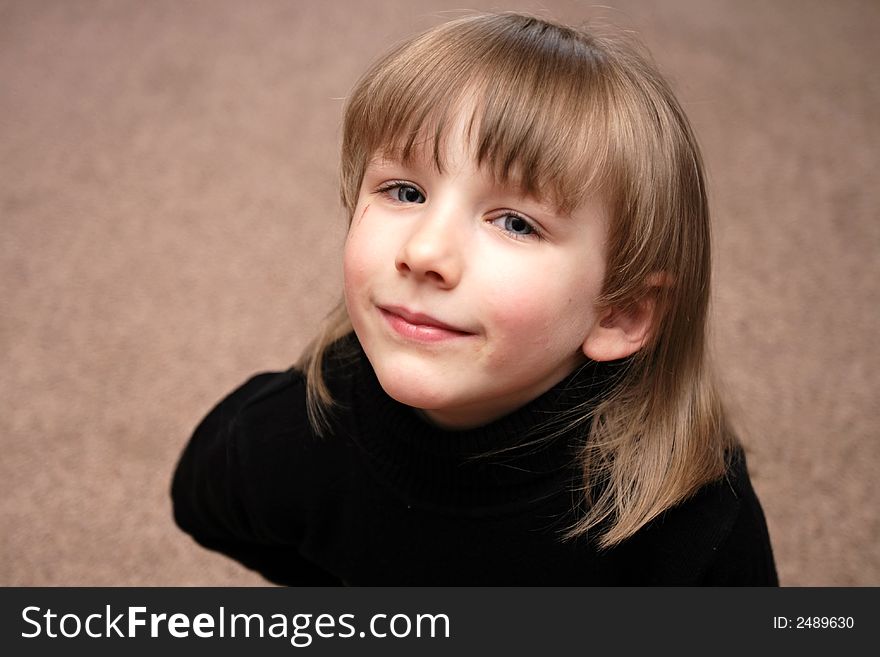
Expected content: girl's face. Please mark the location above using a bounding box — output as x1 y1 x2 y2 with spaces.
343 130 609 429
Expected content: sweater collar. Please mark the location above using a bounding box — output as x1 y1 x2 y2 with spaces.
347 339 624 515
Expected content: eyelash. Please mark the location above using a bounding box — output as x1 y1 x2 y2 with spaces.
488 212 542 241
375 180 425 204
373 180 543 241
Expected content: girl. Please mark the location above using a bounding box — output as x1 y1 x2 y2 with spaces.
172 12 777 585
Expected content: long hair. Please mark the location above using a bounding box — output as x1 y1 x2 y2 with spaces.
297 12 735 548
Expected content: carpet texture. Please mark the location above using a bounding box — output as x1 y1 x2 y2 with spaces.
2 0 878 586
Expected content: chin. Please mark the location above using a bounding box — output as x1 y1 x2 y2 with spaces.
369 359 454 412
375 372 446 411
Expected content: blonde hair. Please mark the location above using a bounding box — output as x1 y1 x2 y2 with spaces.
297 12 736 548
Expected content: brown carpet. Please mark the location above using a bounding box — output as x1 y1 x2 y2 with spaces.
2 0 878 586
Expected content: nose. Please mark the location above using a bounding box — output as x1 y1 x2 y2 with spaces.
395 208 464 288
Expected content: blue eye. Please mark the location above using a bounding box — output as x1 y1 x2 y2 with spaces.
389 184 425 204
491 213 537 238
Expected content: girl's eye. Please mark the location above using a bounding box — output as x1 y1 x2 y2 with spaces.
379 182 425 204
490 213 539 239
394 185 425 203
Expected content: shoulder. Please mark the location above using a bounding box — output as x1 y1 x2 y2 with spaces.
205 334 362 450
182 368 313 481
215 337 361 440
191 369 308 448
228 369 309 437
617 448 778 585
699 449 779 585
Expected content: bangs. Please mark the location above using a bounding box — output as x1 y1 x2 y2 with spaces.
341 14 620 213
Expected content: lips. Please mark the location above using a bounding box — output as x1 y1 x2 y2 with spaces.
378 305 475 342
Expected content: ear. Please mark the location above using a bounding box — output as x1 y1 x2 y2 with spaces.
582 272 670 362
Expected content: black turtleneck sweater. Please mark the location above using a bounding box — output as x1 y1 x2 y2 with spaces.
171 338 778 585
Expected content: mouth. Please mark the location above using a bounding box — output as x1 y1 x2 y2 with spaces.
377 305 475 342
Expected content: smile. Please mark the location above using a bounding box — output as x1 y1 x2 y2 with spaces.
378 306 475 343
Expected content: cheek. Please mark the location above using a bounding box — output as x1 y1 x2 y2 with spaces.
343 252 374 324
480 268 600 350
342 237 365 286
343 220 377 295
343 231 378 338
342 241 361 298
